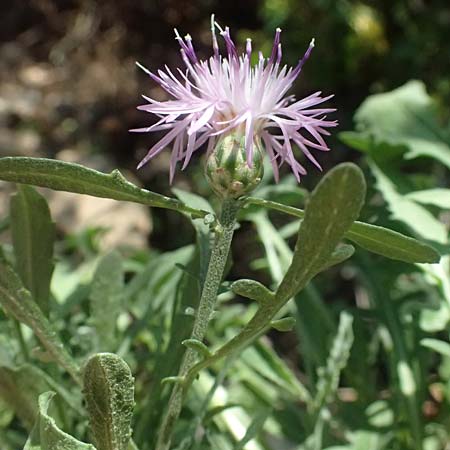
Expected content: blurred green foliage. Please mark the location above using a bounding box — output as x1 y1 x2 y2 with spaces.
0 1 450 449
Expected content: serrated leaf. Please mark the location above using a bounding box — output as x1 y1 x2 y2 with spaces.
0 157 206 217
24 391 95 450
0 260 80 384
231 279 274 304
276 163 366 300
10 185 55 315
83 353 134 450
90 251 124 352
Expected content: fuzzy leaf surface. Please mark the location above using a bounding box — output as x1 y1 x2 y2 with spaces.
0 157 206 217
83 353 134 450
276 163 366 300
24 392 95 450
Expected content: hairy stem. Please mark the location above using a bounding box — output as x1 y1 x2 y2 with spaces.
155 199 239 450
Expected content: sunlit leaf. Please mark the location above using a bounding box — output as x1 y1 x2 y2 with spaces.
0 157 207 217
24 392 95 450
277 163 366 300
351 80 450 168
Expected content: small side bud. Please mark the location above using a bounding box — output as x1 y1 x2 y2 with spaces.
205 132 264 199
271 317 296 332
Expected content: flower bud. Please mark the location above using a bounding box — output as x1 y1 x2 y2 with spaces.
205 132 264 199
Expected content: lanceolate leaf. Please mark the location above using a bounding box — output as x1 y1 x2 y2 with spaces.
369 161 448 245
311 312 354 413
0 260 81 384
277 163 366 301
245 197 440 264
24 392 95 450
345 221 440 263
0 157 207 217
83 353 134 450
10 185 55 315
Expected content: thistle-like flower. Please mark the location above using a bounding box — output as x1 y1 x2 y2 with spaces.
132 17 337 183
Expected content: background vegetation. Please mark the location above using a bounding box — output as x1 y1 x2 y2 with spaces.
0 1 449 449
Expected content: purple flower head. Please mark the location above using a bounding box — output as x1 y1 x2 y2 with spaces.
131 16 337 183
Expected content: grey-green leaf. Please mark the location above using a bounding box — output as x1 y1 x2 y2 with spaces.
276 163 366 301
346 221 440 263
0 260 81 384
10 185 55 315
320 244 355 271
246 197 440 263
0 157 206 217
231 279 274 304
90 252 124 352
24 391 96 450
311 312 354 413
83 353 134 450
182 339 212 358
0 365 49 430
271 317 296 332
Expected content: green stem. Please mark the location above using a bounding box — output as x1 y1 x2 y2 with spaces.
155 199 239 450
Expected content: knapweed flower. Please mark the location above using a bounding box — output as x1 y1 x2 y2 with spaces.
132 17 337 183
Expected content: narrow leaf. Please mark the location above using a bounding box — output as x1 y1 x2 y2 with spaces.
0 260 81 384
0 157 207 217
277 163 366 301
182 339 212 358
346 221 440 263
10 185 55 315
270 317 296 332
231 279 274 304
24 392 96 450
246 197 440 263
234 409 270 450
321 244 355 270
83 353 134 450
420 338 450 358
90 251 124 352
311 312 354 413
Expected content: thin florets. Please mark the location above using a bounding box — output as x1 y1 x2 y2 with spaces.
131 17 337 182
